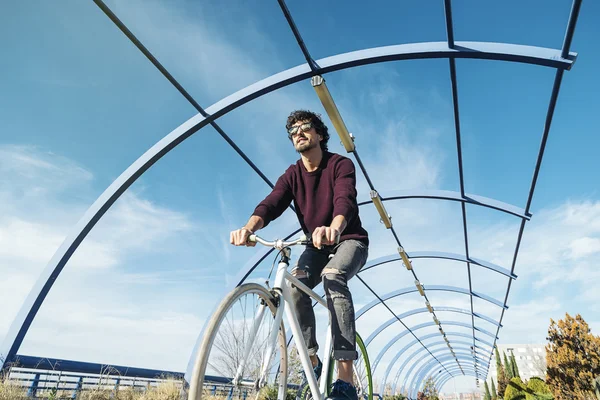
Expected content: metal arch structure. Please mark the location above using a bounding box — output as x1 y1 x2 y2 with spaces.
356 285 507 317
360 251 517 279
0 0 582 394
376 329 493 393
365 305 500 349
391 349 489 394
375 324 493 393
401 354 488 393
404 356 485 397
373 330 490 377
407 356 489 398
435 369 481 392
434 367 483 391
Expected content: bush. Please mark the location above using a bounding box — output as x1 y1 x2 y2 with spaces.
525 377 552 400
504 377 526 400
257 384 296 400
383 395 406 400
138 380 181 400
0 378 27 400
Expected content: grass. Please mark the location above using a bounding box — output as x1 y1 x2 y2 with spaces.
0 377 184 400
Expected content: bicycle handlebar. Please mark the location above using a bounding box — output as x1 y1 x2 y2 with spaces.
248 234 310 249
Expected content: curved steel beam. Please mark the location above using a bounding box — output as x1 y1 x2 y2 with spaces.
0 39 576 372
392 348 488 394
399 352 488 395
373 337 476 372
356 286 507 320
390 343 488 384
373 328 492 375
374 334 485 373
365 305 501 347
391 366 480 398
408 356 486 397
408 356 487 392
376 330 489 394
358 189 531 220
433 366 486 389
426 369 482 397
435 370 482 394
401 364 481 398
359 252 517 279
394 342 485 381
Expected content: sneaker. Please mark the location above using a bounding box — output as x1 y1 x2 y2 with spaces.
296 357 323 400
326 379 358 400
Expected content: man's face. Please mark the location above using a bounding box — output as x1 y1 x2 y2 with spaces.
288 120 321 153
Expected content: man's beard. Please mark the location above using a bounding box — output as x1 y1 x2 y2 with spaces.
295 138 318 153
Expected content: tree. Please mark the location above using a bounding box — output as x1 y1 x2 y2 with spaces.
509 352 521 380
286 345 305 385
594 376 600 400
422 376 439 398
496 347 508 397
546 313 600 400
525 377 552 400
504 377 526 400
504 352 514 380
483 381 492 400
491 379 498 400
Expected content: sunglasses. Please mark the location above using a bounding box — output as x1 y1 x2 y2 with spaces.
287 122 313 139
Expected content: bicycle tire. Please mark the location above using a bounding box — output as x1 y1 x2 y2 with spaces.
188 283 288 400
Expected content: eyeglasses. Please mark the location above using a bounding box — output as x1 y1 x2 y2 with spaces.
287 122 313 139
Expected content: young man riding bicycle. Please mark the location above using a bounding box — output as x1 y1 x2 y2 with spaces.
230 110 369 400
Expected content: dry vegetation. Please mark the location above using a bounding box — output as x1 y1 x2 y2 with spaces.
0 378 184 400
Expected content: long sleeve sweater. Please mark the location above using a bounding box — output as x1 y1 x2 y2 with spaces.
252 151 369 246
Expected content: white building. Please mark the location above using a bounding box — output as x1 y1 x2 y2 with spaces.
484 343 546 384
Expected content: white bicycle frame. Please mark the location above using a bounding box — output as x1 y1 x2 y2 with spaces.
234 237 334 400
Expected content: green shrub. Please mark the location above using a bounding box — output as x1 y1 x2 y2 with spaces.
257 384 296 400
504 377 526 400
525 377 552 400
383 395 406 400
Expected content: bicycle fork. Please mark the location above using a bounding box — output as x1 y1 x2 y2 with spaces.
233 257 289 391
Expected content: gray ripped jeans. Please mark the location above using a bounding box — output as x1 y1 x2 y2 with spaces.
290 239 368 360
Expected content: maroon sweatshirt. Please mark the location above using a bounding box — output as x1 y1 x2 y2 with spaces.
253 151 369 246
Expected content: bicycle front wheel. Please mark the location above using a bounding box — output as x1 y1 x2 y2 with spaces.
188 283 288 400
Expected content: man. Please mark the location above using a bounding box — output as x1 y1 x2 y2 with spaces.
230 110 369 400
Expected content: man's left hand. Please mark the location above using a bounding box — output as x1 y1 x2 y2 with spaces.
312 226 340 249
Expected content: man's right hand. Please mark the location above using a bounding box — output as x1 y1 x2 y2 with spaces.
230 227 256 247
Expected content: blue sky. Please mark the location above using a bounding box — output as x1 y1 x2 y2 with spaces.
1 0 599 394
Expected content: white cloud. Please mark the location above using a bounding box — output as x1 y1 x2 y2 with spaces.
0 145 199 366
568 236 600 258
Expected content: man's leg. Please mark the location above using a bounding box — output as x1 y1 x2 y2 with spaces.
321 240 368 384
289 247 330 364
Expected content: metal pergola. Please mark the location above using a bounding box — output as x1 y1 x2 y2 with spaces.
0 1 582 398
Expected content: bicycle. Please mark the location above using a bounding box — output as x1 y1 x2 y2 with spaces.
188 234 373 400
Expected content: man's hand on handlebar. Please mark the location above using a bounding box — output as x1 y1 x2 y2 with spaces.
312 226 340 249
230 227 256 247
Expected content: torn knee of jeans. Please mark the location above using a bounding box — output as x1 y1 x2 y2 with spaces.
292 267 308 279
321 267 342 278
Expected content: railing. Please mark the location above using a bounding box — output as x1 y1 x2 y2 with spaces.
7 367 183 398
2 355 290 399
2 355 185 398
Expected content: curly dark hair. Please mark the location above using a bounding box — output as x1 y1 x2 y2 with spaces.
285 110 330 151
